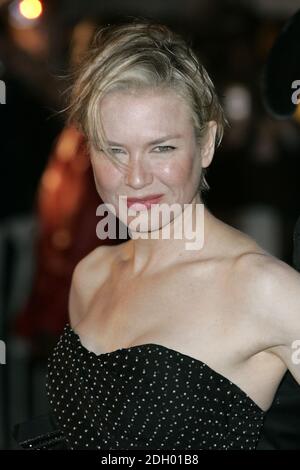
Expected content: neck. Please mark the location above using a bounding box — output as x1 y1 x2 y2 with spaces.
122 193 218 275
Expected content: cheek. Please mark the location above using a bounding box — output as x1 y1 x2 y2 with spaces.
155 154 198 186
91 157 121 191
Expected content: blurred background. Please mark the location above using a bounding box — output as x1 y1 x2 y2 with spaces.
0 0 300 450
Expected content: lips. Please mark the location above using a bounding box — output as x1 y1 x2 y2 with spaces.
126 194 164 210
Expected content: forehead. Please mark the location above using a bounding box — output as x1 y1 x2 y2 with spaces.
99 88 194 136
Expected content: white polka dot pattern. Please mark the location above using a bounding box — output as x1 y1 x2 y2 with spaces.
46 324 266 450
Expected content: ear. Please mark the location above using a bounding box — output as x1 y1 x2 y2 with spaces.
201 121 217 169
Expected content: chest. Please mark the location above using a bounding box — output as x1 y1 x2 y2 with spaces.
76 261 249 365
71 259 286 412
47 330 265 450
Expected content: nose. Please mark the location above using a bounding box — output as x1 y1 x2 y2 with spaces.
124 156 153 189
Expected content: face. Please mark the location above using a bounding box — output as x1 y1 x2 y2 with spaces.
90 88 216 233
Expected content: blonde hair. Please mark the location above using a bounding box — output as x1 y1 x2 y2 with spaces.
65 18 228 193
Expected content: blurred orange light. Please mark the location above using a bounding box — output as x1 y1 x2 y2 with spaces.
19 0 42 20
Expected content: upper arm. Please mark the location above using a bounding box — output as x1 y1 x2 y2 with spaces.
68 245 112 328
253 255 300 386
68 260 86 328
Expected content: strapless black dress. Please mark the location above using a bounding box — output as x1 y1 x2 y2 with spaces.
46 324 266 450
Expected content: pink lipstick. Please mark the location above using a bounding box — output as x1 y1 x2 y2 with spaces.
126 194 164 210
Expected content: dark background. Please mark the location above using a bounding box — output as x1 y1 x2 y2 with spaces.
0 0 300 450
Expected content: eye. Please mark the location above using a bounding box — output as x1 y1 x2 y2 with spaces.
110 148 125 154
153 145 176 153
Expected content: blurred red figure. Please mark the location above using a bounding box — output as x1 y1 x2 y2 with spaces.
15 125 126 350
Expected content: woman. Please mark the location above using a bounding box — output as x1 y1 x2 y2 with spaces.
46 20 300 450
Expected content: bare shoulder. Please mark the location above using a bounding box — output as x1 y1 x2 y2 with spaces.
229 241 300 384
68 244 118 328
72 244 113 283
233 248 300 327
234 248 300 293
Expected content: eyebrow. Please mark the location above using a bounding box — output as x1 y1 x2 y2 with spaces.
107 134 182 146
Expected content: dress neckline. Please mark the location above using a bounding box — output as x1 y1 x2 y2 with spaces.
66 323 267 415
